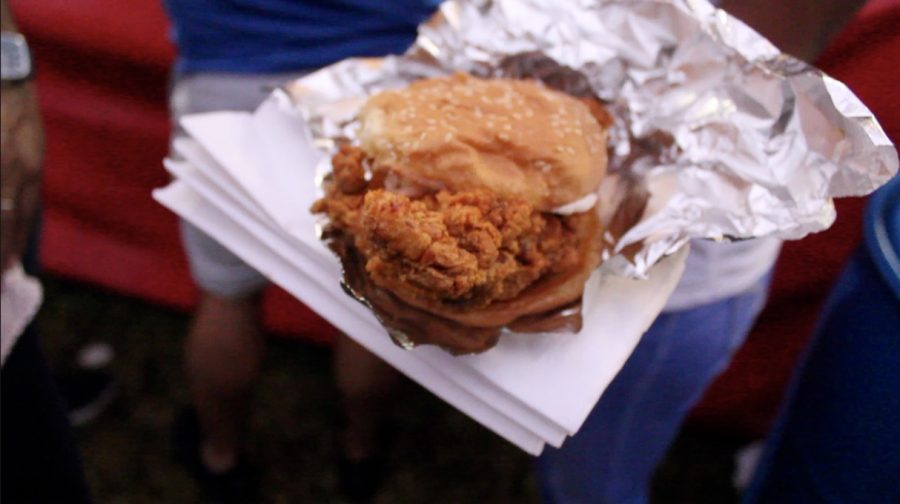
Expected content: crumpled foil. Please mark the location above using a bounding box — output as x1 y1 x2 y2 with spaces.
286 0 898 279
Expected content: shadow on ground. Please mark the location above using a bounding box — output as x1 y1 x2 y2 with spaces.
37 276 742 504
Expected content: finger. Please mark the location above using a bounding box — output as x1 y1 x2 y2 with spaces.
9 169 41 267
0 200 18 272
1 199 22 272
1 250 20 273
16 88 46 173
0 217 14 272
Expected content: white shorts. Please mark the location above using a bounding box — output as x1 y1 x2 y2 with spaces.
169 72 305 298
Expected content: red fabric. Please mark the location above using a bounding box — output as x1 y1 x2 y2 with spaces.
10 0 337 344
10 0 898 433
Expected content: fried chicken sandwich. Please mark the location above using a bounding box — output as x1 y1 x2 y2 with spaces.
312 73 611 353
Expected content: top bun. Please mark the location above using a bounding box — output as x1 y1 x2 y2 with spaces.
358 73 609 211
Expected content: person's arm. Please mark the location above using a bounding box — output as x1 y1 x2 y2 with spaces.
719 0 868 62
1 0 44 272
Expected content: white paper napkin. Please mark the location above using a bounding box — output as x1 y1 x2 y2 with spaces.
167 134 576 442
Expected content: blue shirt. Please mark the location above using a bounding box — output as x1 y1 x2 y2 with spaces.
163 0 441 74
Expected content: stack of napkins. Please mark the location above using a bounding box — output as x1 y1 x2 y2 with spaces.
154 92 687 455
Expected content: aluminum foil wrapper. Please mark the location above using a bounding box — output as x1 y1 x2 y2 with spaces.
287 0 898 279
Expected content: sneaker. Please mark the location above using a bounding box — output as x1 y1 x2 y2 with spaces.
57 369 119 426
172 408 260 504
56 343 119 426
337 451 388 504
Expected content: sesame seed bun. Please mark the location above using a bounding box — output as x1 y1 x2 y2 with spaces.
358 73 610 212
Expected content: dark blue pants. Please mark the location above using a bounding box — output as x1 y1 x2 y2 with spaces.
537 273 772 504
743 248 900 504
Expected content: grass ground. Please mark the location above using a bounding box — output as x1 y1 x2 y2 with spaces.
37 276 742 503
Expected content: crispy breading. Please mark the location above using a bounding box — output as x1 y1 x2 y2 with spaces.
331 144 367 194
313 146 588 310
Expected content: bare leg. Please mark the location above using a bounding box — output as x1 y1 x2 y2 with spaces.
184 292 265 473
333 335 400 460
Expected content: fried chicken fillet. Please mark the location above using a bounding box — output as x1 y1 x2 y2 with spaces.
312 73 611 350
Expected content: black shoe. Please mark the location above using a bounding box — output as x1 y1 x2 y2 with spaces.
172 408 259 504
337 451 388 504
336 425 395 503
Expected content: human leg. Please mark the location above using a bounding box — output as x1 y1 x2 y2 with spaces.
184 290 266 472
334 334 401 460
167 72 300 500
173 220 268 502
333 334 402 501
537 273 771 504
168 72 302 471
